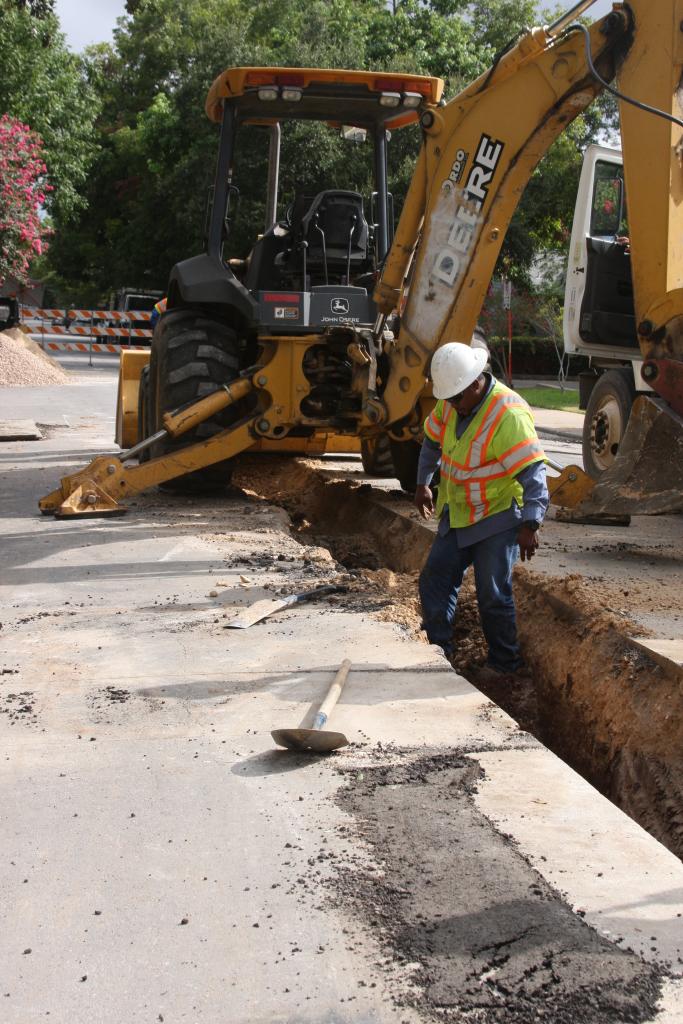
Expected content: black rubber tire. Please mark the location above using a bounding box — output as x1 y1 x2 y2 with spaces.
582 368 635 479
151 308 250 492
136 364 152 462
361 434 396 478
389 439 422 494
578 370 599 411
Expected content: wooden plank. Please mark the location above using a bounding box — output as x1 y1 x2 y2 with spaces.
0 420 43 441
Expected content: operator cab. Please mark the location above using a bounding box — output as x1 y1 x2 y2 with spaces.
193 66 443 333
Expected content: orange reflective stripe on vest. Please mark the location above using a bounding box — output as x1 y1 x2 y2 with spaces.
424 401 452 444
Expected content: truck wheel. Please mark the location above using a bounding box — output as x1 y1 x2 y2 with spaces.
389 439 422 494
151 309 249 492
582 368 635 479
578 370 599 411
361 434 395 478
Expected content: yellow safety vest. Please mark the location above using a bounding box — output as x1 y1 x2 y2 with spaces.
424 381 546 528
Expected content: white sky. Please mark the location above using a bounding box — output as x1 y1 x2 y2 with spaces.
55 0 614 53
55 0 127 52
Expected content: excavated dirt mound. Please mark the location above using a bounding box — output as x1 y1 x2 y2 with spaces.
235 455 683 859
0 328 69 387
332 751 663 1023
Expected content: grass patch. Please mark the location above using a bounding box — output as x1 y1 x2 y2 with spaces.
517 386 581 413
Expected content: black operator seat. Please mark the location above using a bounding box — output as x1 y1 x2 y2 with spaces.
302 190 369 269
282 190 370 284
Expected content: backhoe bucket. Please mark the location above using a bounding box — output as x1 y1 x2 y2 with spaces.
552 396 683 517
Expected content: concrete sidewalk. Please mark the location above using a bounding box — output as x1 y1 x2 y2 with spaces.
530 404 584 440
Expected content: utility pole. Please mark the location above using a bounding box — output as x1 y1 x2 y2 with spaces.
502 276 512 386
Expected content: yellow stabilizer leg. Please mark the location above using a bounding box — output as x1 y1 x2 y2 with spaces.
52 481 129 519
39 417 259 519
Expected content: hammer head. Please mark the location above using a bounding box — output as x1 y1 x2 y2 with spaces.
271 727 348 754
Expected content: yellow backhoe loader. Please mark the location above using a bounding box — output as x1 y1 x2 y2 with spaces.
40 0 683 519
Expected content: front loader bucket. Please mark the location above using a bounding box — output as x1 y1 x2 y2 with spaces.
552 396 683 517
116 349 150 449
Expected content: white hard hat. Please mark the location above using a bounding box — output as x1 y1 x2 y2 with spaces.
431 342 488 400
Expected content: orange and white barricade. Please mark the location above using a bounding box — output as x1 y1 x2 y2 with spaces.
20 307 154 356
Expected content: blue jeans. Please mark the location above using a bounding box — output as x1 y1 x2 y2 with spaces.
418 523 522 672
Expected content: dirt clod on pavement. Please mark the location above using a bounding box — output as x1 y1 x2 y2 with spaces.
333 750 664 1023
0 690 38 726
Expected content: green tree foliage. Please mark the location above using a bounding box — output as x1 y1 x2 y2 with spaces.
6 0 55 15
44 0 619 302
469 0 538 52
366 1 481 82
48 0 261 299
0 4 99 222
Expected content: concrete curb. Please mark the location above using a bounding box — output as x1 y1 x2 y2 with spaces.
538 426 583 443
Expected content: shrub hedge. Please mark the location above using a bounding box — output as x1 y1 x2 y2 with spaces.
487 335 590 376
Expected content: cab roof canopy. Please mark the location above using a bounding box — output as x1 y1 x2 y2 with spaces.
205 67 444 132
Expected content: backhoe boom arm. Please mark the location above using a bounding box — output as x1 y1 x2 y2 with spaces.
376 8 633 425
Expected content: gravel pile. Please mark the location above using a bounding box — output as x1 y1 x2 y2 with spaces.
0 329 70 387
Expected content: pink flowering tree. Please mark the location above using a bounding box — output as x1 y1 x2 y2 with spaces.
0 114 52 286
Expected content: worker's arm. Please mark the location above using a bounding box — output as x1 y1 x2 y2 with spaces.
414 437 441 518
516 461 549 562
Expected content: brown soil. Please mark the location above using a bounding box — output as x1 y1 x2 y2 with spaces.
235 455 683 859
516 570 683 858
0 329 70 387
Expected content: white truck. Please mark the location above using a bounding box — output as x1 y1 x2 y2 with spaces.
563 144 650 479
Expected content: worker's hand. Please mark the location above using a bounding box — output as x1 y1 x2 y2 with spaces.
414 484 434 519
517 525 539 562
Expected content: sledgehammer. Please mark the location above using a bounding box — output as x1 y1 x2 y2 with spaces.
271 659 351 753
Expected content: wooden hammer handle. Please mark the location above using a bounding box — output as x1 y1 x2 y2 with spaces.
314 659 352 730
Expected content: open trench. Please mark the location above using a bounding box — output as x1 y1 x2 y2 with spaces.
233 455 683 862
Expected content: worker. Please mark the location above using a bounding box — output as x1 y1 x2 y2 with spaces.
414 342 548 679
150 296 167 328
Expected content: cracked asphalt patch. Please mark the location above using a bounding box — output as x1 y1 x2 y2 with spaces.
333 751 663 1023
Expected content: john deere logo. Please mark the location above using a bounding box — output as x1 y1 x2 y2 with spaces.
331 297 350 315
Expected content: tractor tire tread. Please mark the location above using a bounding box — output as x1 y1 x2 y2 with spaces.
151 311 250 492
389 438 422 494
361 435 395 478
